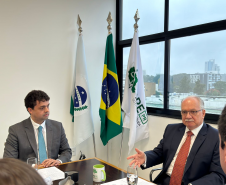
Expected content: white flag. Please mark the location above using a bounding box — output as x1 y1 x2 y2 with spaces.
70 34 94 146
122 30 149 154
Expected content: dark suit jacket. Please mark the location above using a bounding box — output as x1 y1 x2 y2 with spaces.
3 118 72 163
142 123 225 185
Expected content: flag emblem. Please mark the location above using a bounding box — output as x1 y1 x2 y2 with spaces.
101 74 119 109
128 67 138 93
74 86 87 107
74 85 88 114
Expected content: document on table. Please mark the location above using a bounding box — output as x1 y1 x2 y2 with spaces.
38 166 65 181
102 177 156 185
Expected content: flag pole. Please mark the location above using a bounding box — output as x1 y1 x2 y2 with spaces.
92 133 97 157
106 12 113 163
77 14 83 34
118 10 139 168
107 143 109 162
118 118 124 167
77 15 96 157
118 10 140 167
107 12 113 35
133 9 140 32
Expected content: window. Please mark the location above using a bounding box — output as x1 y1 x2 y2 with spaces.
170 30 226 114
169 0 226 31
116 0 226 122
122 0 164 40
123 42 165 108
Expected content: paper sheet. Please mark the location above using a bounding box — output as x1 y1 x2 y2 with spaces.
102 177 156 185
38 166 65 181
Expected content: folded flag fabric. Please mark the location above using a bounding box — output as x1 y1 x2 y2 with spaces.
70 34 94 146
122 30 149 154
99 33 123 146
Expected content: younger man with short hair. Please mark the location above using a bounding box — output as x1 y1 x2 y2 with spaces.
3 90 72 167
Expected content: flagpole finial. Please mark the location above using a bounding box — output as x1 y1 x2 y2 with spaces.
107 12 113 34
134 9 140 32
77 14 83 34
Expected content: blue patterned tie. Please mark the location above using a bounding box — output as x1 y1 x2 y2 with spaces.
38 126 47 163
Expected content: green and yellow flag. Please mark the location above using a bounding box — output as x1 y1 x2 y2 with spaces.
99 33 123 146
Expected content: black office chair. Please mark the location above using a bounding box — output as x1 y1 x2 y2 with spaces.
149 167 162 182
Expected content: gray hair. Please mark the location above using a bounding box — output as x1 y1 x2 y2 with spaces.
181 96 204 109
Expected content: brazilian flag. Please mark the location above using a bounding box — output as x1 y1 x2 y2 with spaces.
99 33 123 146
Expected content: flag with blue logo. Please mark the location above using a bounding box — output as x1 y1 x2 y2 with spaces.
122 30 149 154
99 33 123 146
70 34 94 146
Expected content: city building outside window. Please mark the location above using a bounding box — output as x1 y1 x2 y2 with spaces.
117 0 226 121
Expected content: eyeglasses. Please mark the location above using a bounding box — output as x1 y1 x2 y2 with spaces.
181 109 203 116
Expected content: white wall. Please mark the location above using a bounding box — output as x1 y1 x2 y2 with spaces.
0 0 218 182
0 0 116 159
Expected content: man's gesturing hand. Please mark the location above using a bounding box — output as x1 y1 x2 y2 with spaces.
127 148 145 168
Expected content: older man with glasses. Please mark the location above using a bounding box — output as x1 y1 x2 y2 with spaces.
127 96 226 185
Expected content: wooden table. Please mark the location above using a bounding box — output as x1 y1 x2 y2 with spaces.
53 157 127 185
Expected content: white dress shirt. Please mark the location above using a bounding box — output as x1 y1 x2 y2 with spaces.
166 123 203 176
30 117 48 163
31 117 62 164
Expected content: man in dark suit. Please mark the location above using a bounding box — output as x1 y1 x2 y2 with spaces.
127 96 225 185
3 90 72 167
218 105 226 174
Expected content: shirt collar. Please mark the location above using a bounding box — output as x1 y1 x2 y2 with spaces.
30 117 46 130
185 122 203 136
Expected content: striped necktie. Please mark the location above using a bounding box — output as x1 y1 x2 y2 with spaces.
38 126 47 163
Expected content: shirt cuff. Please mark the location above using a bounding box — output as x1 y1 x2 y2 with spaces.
141 154 147 168
57 159 62 163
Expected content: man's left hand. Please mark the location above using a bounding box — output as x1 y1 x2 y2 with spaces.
41 159 61 168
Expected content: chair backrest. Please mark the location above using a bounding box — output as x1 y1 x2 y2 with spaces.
149 167 162 182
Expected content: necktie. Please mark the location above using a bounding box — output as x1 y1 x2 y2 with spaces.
38 126 47 163
169 131 193 185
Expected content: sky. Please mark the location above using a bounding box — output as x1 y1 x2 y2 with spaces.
122 0 226 76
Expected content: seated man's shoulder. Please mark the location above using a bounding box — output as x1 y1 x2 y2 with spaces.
205 123 218 135
46 119 63 130
9 118 30 130
47 119 61 124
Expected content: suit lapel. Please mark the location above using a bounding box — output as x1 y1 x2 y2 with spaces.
184 123 207 174
24 118 38 157
164 125 186 170
46 119 53 158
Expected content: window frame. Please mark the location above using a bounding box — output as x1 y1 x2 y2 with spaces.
116 0 226 123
